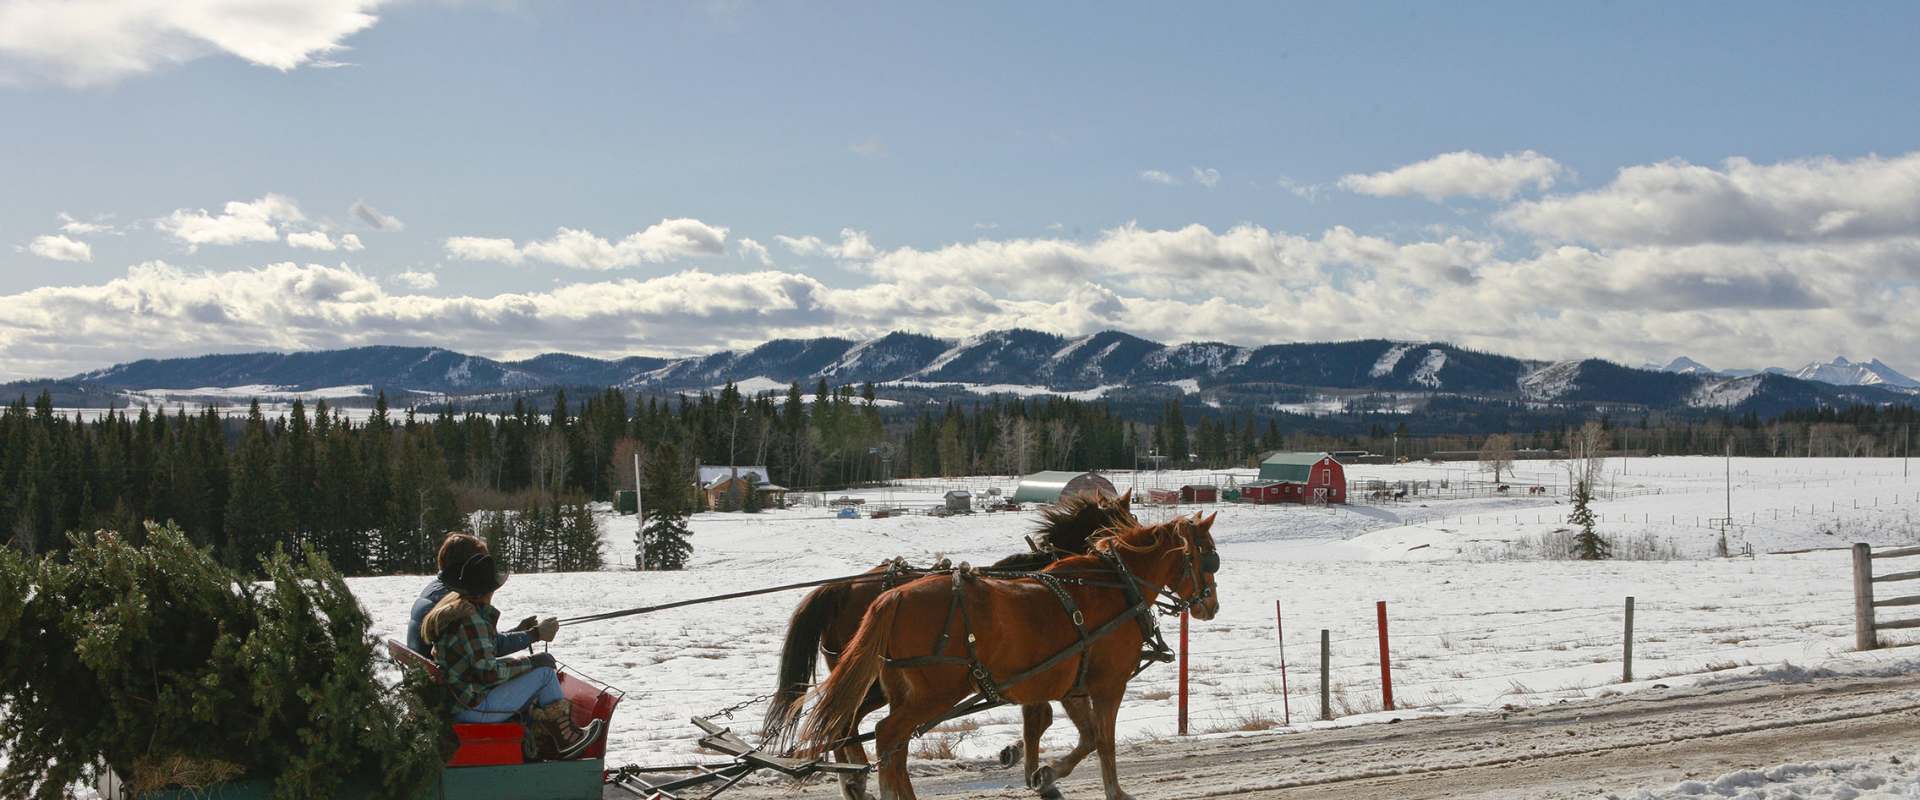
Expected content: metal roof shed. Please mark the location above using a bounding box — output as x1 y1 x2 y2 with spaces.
1009 470 1117 504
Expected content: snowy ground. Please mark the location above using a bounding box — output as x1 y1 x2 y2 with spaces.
349 457 1920 770
1606 756 1920 799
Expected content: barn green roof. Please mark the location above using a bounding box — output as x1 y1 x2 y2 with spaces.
1258 452 1331 482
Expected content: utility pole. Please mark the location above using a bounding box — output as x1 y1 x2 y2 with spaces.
1905 423 1910 481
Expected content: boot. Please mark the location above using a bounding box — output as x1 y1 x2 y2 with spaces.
530 700 605 760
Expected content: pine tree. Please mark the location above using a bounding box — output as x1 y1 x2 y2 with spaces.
1569 480 1609 559
742 472 763 513
224 401 287 572
557 499 604 572
640 442 693 570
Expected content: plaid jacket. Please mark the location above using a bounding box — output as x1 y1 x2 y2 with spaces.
430 601 533 708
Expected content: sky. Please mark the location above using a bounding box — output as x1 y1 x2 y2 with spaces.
3 2 1919 382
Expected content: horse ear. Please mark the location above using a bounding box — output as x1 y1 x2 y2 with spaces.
1117 489 1133 509
1201 511 1218 530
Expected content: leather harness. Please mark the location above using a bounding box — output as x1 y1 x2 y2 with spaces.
880 535 1212 703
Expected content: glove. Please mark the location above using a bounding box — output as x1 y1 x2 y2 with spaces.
529 652 557 670
536 617 560 642
508 615 539 633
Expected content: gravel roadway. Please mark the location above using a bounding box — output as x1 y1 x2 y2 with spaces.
662 666 1920 799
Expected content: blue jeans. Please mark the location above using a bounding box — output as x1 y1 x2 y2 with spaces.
454 667 565 723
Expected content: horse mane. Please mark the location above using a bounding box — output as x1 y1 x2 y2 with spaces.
1033 492 1135 556
987 492 1135 571
1092 515 1194 556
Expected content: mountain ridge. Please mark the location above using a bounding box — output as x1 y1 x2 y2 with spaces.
18 330 1920 417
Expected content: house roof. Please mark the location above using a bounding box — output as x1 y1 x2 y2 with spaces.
697 465 770 488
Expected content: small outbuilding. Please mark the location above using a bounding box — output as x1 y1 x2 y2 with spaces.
943 490 973 514
1010 470 1118 505
1253 452 1347 504
1179 484 1218 503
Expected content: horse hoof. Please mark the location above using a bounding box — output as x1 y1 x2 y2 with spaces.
839 774 869 800
1027 765 1056 790
1037 785 1065 800
998 742 1023 768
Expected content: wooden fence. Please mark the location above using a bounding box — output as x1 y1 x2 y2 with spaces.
1852 542 1920 649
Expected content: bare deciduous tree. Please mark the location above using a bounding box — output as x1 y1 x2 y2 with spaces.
1479 433 1516 483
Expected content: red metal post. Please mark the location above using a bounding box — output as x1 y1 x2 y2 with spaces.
1376 600 1394 711
1178 609 1190 735
1275 600 1291 726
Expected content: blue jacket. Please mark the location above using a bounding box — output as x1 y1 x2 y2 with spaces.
406 577 536 658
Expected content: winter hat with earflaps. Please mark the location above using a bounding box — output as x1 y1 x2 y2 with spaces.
447 552 508 597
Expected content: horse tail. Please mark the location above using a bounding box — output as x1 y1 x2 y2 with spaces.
762 582 844 747
797 588 900 758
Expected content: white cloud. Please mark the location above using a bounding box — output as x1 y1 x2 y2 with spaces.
444 219 729 270
775 228 876 260
1340 150 1566 201
57 212 117 236
444 236 522 263
10 149 1920 381
350 200 404 231
738 237 773 265
0 0 383 86
1138 169 1177 185
286 231 337 251
390 270 437 290
285 231 362 251
1191 167 1220 188
157 194 305 250
850 138 886 157
27 234 92 262
1276 177 1325 202
1498 152 1920 246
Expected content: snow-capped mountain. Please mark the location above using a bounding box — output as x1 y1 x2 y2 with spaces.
19 332 1920 417
1647 354 1917 391
1647 356 1719 376
1789 357 1920 389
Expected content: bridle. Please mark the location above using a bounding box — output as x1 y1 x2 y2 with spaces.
1096 520 1219 617
1156 525 1219 616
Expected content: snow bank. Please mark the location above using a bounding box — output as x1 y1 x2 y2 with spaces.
1604 754 1920 799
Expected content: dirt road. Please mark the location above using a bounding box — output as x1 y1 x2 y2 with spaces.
696 667 1920 799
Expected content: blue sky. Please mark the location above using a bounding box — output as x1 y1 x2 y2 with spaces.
3 2 1919 380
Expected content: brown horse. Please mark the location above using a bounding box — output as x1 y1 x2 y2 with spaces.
762 492 1137 797
798 513 1221 800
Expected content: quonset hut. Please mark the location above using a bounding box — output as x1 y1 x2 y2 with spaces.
1009 470 1118 505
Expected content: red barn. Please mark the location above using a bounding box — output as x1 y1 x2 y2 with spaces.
1249 452 1347 504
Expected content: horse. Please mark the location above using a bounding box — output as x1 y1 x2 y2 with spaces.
761 491 1138 797
797 513 1221 800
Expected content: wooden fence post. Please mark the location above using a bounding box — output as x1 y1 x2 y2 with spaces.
1275 600 1291 726
1855 543 1878 650
1376 601 1394 712
1178 609 1190 735
1622 596 1635 683
1319 629 1331 721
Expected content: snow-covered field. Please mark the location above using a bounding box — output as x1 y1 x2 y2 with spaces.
352 457 1920 769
